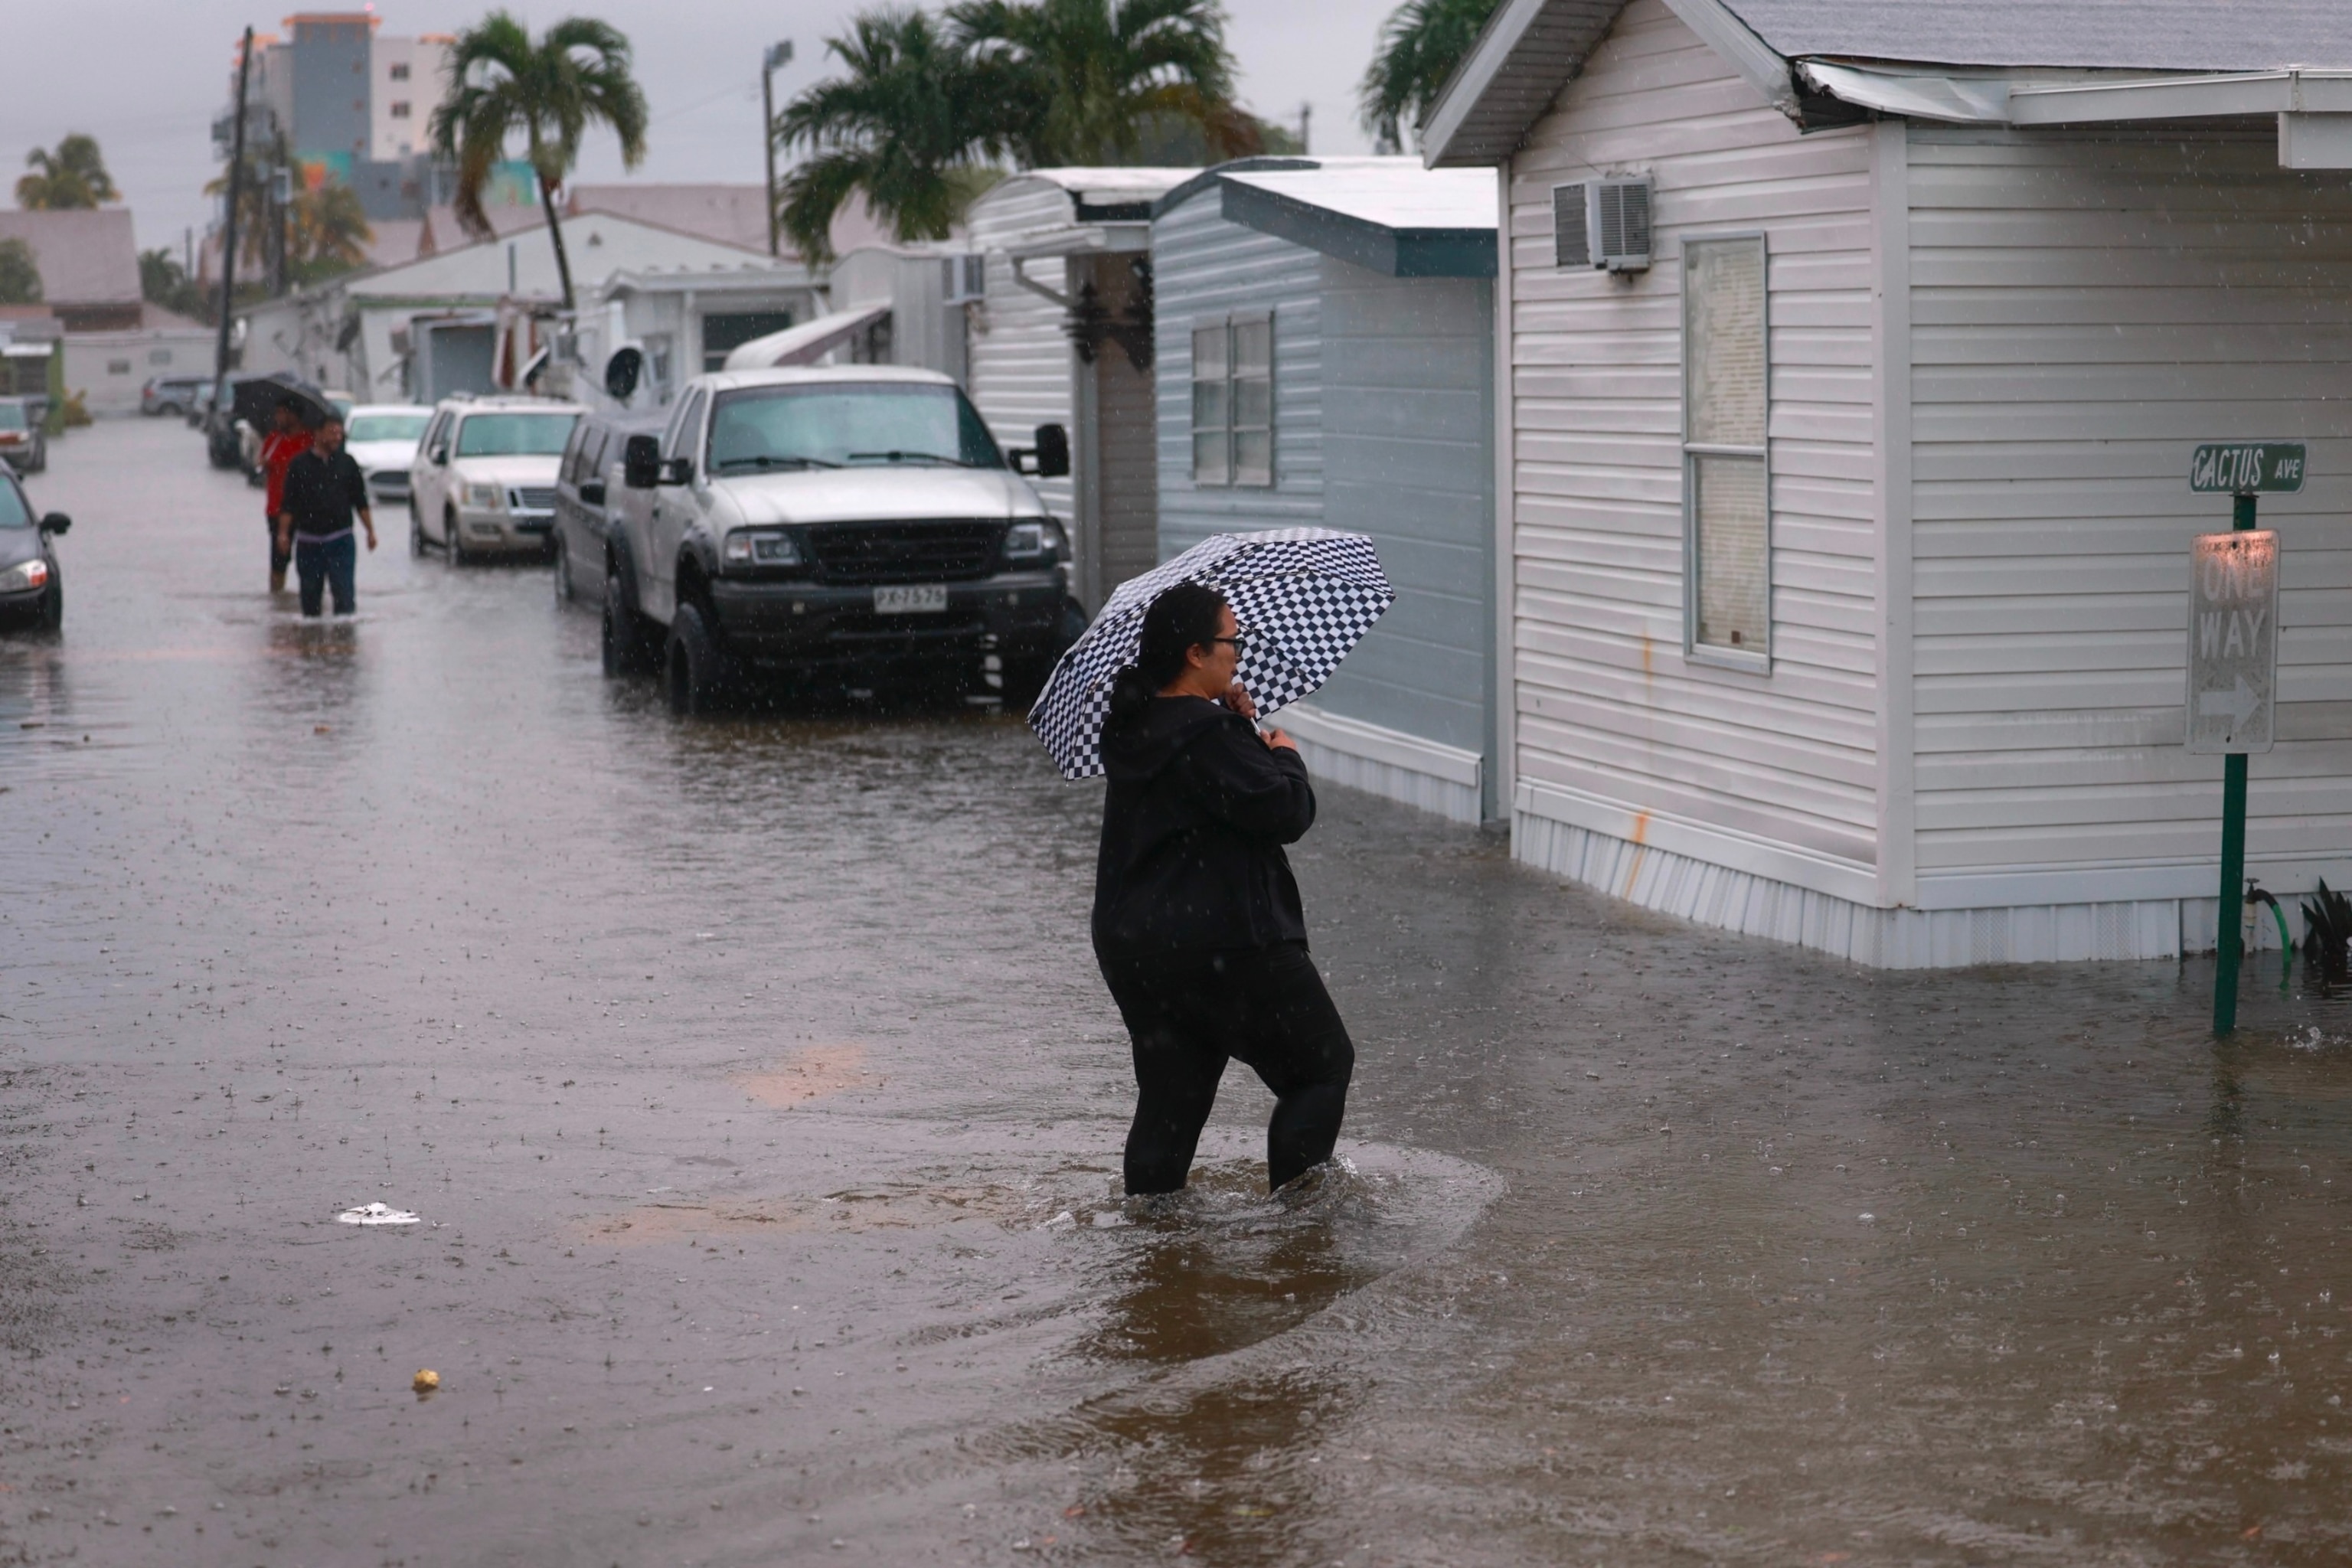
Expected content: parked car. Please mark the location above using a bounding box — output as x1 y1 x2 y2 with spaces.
0 398 45 474
0 465 67 630
142 374 210 417
550 408 659 606
342 404 430 508
201 374 268 469
602 365 1080 713
407 396 586 563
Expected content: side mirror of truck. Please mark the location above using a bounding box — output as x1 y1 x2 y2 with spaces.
38 512 69 535
1014 423 1070 479
622 433 662 489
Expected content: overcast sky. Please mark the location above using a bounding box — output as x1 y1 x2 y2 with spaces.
1 0 1402 259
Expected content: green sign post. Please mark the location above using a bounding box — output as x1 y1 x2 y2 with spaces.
2188 443 2300 1034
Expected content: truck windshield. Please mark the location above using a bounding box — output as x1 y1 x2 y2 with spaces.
348 412 430 443
707 384 1006 473
0 404 25 433
456 412 578 457
0 479 28 528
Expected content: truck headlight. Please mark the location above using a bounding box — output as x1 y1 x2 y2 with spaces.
724 529 801 567
1003 518 1065 563
463 482 501 509
0 558 48 592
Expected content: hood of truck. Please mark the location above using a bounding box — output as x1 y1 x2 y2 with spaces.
714 466 1048 528
446 455 562 487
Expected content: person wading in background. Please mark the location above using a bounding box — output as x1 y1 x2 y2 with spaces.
1092 580 1355 1197
275 416 375 618
258 399 312 595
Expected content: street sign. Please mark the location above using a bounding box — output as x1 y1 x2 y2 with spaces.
2190 442 2305 494
2186 530 2278 755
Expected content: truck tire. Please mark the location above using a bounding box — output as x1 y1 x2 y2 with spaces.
602 570 658 678
550 531 573 603
408 501 424 557
443 509 467 566
664 601 732 716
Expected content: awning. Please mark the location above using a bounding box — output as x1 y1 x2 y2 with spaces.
1 343 55 359
995 222 1152 260
721 302 891 371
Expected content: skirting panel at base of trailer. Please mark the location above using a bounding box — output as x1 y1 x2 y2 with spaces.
1514 808 2247 970
1279 704 1484 825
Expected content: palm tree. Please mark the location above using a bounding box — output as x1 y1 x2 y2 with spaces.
429 12 648 310
1358 0 1502 152
950 0 1246 168
773 8 1020 263
17 133 119 209
289 183 374 282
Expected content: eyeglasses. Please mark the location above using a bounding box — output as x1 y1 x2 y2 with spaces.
1207 634 1249 655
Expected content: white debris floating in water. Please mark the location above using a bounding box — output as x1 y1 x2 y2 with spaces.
337 1202 422 1227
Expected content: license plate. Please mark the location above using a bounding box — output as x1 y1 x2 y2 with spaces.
873 584 949 614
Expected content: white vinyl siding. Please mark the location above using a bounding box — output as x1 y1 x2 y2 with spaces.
1153 188 1324 560
1906 125 2352 889
1504 0 1879 867
964 178 1080 523
1682 233 1769 661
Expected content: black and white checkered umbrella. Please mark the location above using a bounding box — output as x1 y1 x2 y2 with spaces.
1027 528 1394 781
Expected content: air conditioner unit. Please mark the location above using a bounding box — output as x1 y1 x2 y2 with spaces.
942 253 986 304
1551 177 1652 274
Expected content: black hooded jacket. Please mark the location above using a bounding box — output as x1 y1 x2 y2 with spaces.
1093 695 1317 955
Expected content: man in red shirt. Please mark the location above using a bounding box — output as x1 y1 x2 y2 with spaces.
258 399 312 594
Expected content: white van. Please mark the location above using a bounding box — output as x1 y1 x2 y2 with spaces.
600 365 1077 713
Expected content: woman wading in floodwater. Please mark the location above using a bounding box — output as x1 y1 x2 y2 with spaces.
1093 581 1354 1196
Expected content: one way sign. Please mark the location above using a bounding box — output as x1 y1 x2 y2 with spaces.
2186 530 2278 754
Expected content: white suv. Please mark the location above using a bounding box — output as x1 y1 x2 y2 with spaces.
408 396 586 562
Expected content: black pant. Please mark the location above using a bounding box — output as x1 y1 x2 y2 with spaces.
269 516 291 577
1098 941 1354 1196
295 533 356 616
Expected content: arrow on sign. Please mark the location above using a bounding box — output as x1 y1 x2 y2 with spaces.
2197 676 2259 726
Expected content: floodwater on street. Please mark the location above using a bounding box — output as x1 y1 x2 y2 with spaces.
3 416 2352 1566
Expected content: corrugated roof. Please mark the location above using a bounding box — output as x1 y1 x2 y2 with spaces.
1424 0 2352 165
0 209 140 307
1730 0 2352 73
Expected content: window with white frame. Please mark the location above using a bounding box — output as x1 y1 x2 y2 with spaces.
1190 313 1273 486
1681 235 1769 662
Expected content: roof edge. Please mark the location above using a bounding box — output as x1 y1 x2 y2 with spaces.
1420 0 1568 167
1152 159 1323 220
1215 179 1496 278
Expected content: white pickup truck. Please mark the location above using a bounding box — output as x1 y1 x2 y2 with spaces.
600 365 1080 712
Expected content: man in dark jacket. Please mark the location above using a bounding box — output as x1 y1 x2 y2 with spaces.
275 415 377 617
1093 583 1354 1196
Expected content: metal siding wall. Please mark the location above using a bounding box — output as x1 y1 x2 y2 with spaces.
1907 126 2352 889
1152 191 1325 562
1315 258 1494 757
966 180 1078 523
1504 0 1880 869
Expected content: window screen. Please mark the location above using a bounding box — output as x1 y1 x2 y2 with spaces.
1190 316 1273 488
1682 236 1768 658
1191 324 1229 485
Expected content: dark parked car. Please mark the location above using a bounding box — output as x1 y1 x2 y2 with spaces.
550 408 658 605
0 466 67 630
0 397 46 475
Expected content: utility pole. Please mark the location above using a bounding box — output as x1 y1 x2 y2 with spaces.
271 163 293 296
763 40 793 258
1298 101 1312 155
214 24 254 387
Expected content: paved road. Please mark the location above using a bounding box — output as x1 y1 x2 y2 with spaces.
3 417 2350 1566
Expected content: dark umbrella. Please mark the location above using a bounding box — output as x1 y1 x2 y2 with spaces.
1027 528 1394 781
231 371 331 431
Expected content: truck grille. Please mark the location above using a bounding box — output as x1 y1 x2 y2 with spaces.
805 521 1004 584
508 486 557 512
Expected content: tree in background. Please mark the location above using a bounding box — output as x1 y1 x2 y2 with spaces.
774 8 1021 263
430 11 648 310
139 248 217 322
287 183 374 283
15 134 118 209
1358 0 1501 152
0 239 41 305
951 0 1246 167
